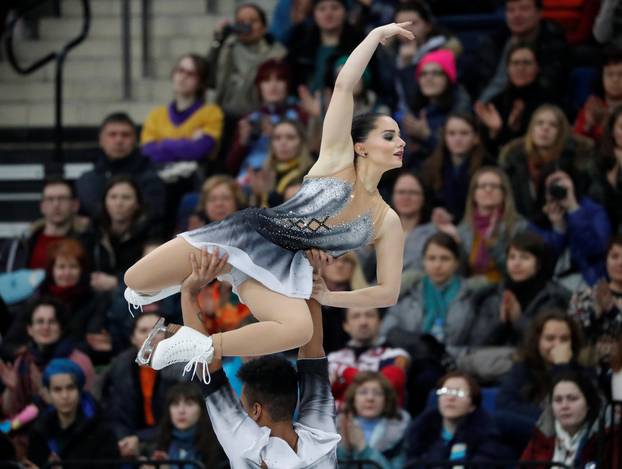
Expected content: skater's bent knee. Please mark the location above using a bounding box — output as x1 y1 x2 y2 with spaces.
289 313 314 346
124 264 147 292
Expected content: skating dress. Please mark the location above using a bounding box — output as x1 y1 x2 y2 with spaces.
179 164 389 299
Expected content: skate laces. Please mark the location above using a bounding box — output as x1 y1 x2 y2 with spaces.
183 352 212 385
125 289 143 318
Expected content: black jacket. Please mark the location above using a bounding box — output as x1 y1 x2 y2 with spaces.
27 394 119 468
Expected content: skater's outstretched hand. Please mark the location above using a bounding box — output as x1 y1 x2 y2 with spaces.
305 249 334 272
182 247 229 295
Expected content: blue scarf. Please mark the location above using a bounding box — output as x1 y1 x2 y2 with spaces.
168 426 200 468
422 275 461 340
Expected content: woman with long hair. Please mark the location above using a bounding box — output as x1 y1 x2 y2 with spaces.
152 382 225 467
596 105 622 230
337 372 410 469
124 23 413 382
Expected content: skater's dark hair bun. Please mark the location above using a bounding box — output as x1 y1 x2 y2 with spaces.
351 112 387 144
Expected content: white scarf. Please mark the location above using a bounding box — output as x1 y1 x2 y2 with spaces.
552 420 588 466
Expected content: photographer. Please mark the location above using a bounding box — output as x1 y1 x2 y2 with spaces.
208 3 286 119
531 169 611 288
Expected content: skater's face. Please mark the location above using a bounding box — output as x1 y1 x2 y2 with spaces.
392 173 424 219
172 56 201 99
105 182 140 225
538 319 572 364
48 373 80 420
28 305 62 346
423 243 458 286
506 247 538 282
607 243 622 285
437 377 475 420
444 116 478 156
353 379 386 419
507 47 538 88
531 109 559 148
204 183 237 222
344 307 380 344
259 73 288 104
354 115 405 171
53 255 82 288
552 381 588 435
99 122 136 160
170 397 202 431
40 183 78 227
271 122 302 162
131 314 161 350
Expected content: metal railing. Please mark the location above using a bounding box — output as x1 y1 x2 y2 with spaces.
3 0 91 174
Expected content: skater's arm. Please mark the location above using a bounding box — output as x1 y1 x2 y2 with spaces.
299 299 325 359
313 210 404 308
309 23 414 176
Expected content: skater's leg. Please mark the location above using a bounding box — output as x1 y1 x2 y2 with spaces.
124 237 229 293
212 279 313 358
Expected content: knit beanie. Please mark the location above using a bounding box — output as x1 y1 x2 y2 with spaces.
416 49 457 84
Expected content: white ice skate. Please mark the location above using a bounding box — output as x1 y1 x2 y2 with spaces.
135 317 214 384
124 285 181 316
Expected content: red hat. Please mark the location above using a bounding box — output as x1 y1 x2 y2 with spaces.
416 49 457 84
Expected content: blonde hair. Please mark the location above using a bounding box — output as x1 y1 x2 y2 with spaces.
343 372 400 419
463 166 520 239
196 175 246 216
524 104 570 160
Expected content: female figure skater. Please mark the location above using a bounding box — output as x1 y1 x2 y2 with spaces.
124 22 413 381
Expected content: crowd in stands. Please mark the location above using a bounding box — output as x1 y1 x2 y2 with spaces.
2 0 622 467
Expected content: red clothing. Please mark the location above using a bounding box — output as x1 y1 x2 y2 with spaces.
574 97 608 141
139 366 157 426
541 0 600 45
28 233 64 269
197 281 251 335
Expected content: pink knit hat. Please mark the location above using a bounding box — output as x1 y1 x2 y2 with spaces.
416 49 457 84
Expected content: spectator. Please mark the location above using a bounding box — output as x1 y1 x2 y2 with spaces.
328 306 410 406
540 0 600 45
593 0 622 48
574 49 622 141
103 312 178 459
287 0 363 92
337 372 410 469
476 43 558 151
500 104 596 222
406 371 511 463
82 175 159 291
212 4 287 118
495 309 587 453
381 232 480 415
321 251 369 354
473 232 571 347
152 382 225 467
421 112 495 223
477 0 568 103
141 53 224 236
189 174 246 230
521 370 607 466
596 105 622 231
25 359 118 467
225 59 307 179
399 49 471 165
383 1 462 111
0 300 94 418
1 178 85 272
533 168 611 287
569 236 622 379
435 167 528 282
75 112 165 220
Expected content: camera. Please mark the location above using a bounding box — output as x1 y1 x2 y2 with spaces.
548 183 567 201
223 22 252 37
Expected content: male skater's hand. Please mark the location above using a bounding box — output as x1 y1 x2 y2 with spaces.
182 247 229 296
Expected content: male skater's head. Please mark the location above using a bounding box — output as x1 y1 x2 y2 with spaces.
237 355 298 425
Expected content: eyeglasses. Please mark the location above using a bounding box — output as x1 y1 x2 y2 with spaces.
475 182 503 191
42 195 73 204
174 66 198 78
419 70 446 79
355 388 384 398
509 59 536 68
436 387 469 399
